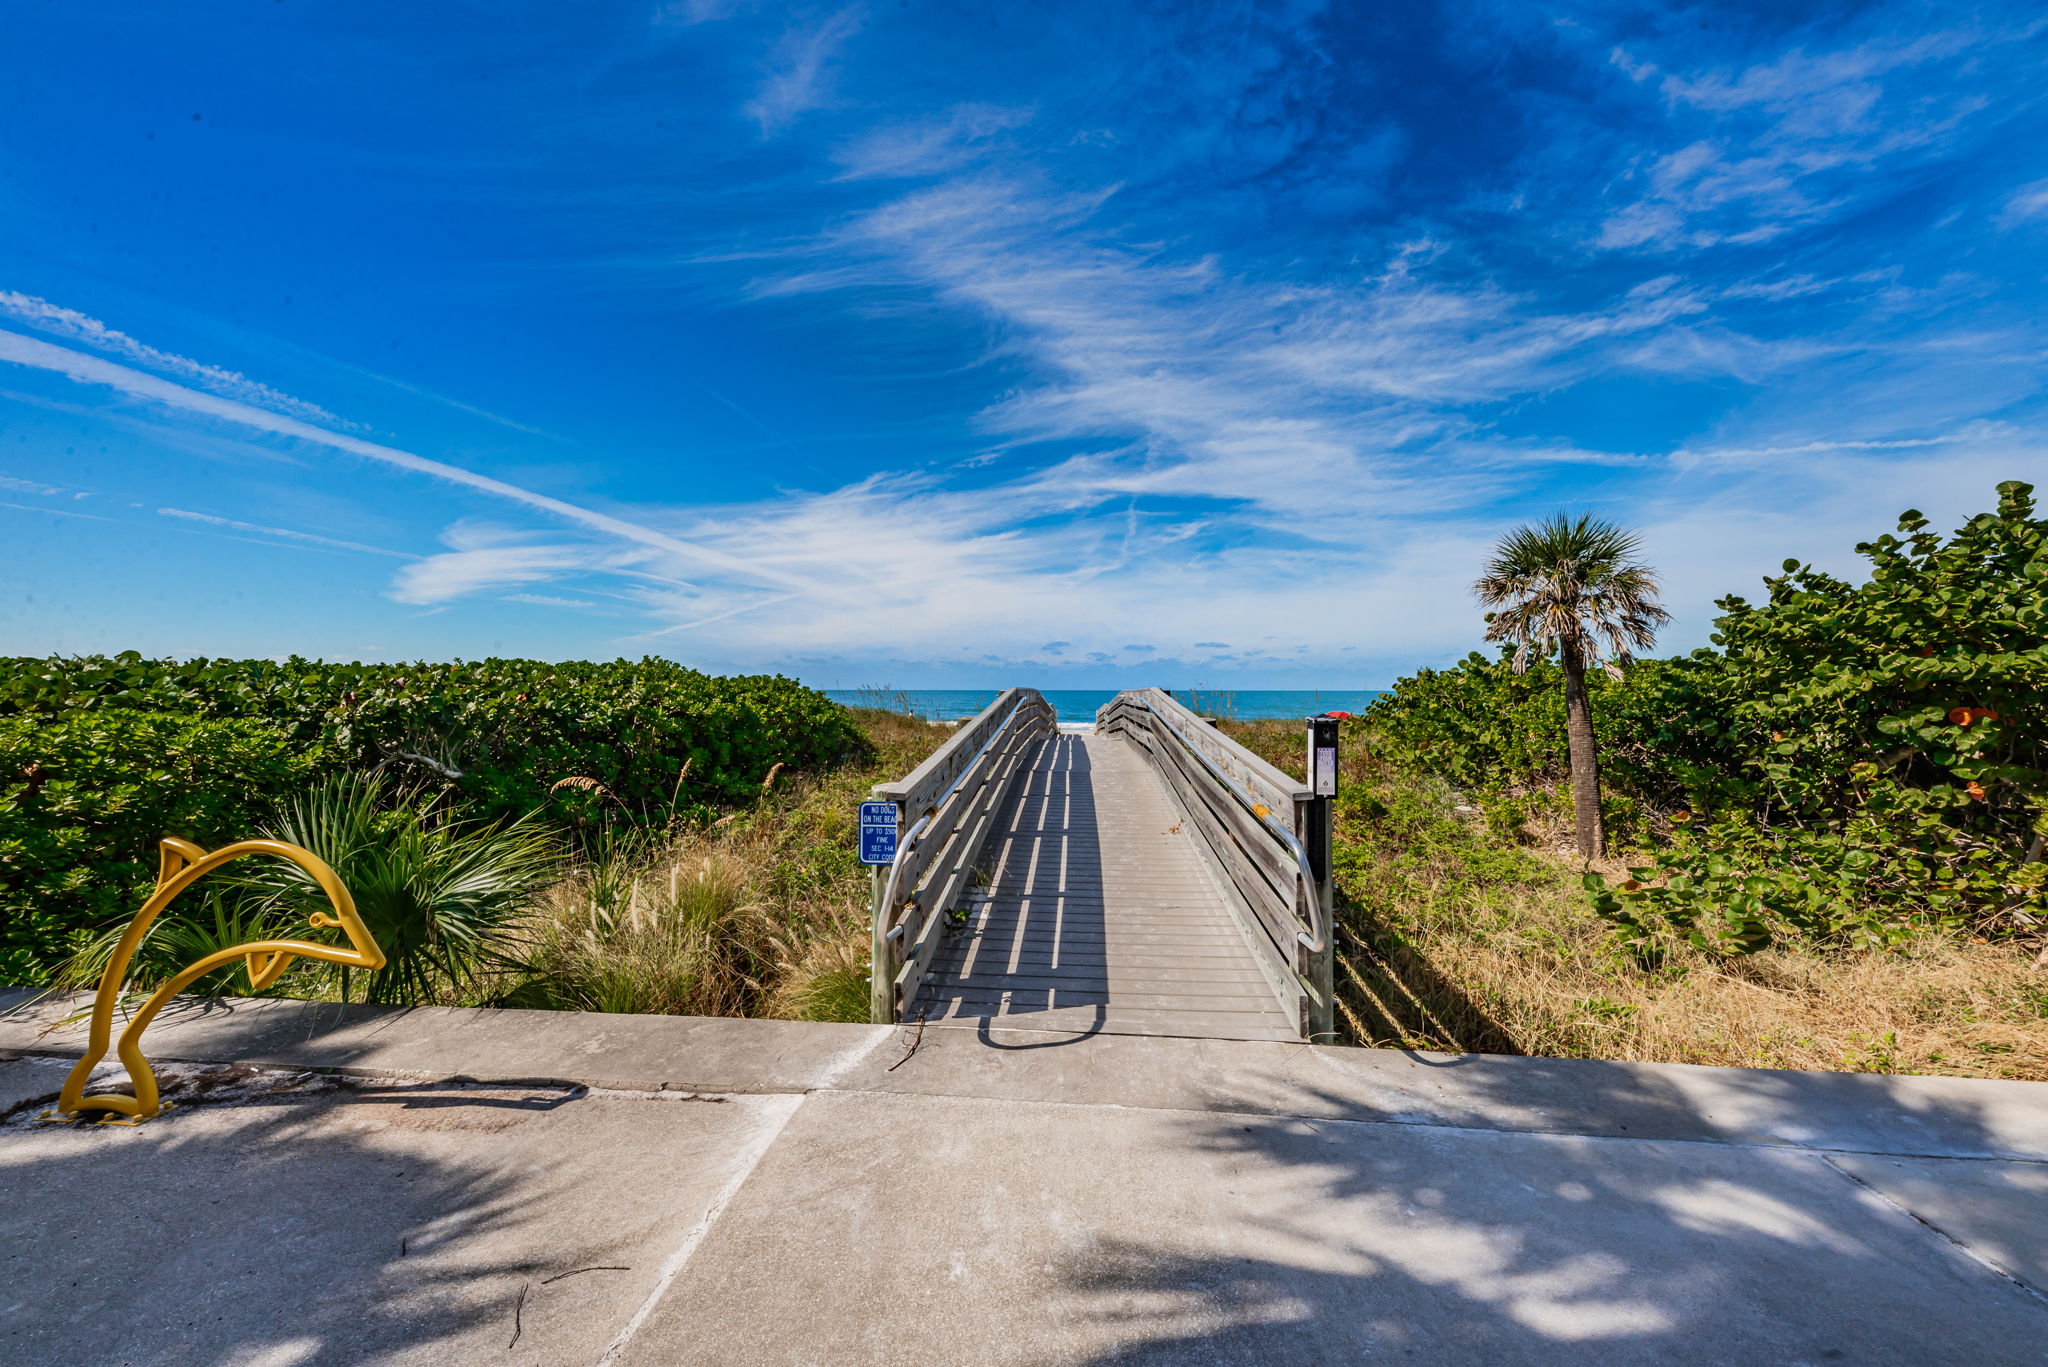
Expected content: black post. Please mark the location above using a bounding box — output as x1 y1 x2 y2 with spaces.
1303 715 1340 1042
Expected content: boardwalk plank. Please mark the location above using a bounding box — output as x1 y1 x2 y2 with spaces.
915 732 1300 1044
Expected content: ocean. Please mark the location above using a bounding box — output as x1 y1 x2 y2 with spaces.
822 688 1384 724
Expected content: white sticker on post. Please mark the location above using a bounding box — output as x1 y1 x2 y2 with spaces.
1314 747 1337 796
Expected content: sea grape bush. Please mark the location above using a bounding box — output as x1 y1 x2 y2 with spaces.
0 655 862 814
1362 650 1676 843
0 655 865 981
1370 483 2047 955
1591 482 2048 953
0 710 317 981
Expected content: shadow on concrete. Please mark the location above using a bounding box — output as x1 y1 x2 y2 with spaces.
1 1078 544 1366
1054 1063 2044 1366
255 1077 588 1112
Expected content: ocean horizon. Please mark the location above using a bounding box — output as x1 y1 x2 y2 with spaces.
822 688 1385 724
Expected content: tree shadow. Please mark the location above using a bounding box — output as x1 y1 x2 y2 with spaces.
0 1064 642 1366
1052 1063 2047 1365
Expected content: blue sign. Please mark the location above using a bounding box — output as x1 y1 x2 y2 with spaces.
858 801 899 865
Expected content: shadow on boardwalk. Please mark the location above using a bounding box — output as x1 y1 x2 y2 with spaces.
926 733 1108 1037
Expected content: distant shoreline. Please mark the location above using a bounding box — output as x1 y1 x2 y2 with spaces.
823 688 1385 724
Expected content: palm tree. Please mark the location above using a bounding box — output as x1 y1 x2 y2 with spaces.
1474 513 1669 860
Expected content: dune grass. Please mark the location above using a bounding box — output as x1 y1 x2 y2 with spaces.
1222 717 2048 1080
490 705 949 1022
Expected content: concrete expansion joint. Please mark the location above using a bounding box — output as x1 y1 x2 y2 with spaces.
595 1089 809 1367
1817 1152 2048 1310
810 1077 2048 1168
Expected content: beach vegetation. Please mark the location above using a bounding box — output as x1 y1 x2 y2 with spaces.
1471 512 1669 859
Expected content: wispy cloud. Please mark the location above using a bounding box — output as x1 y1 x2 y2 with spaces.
1999 178 2048 227
0 473 65 496
1596 22 2025 252
758 176 1764 544
0 291 348 427
834 103 1031 180
502 592 614 612
157 507 415 559
653 0 754 27
744 5 865 137
0 498 110 522
391 524 605 605
0 327 820 595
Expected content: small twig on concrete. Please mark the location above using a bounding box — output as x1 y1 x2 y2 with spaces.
886 1012 928 1072
399 1236 407 1257
508 1281 529 1350
540 1265 631 1285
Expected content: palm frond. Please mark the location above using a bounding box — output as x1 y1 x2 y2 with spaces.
1473 512 1670 667
245 773 560 1005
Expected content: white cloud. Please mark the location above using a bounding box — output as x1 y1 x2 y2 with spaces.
157 507 414 558
0 291 347 426
744 5 865 137
1999 178 2048 227
0 498 110 522
653 0 753 25
391 524 604 605
834 104 1032 180
1596 26 2006 252
752 175 1780 554
502 592 613 611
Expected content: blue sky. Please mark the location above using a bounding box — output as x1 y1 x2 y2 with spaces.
1 2 2043 688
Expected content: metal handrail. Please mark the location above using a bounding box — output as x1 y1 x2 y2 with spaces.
1122 695 1328 954
876 691 1048 941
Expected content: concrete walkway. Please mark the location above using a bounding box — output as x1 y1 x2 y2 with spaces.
5 988 2048 1364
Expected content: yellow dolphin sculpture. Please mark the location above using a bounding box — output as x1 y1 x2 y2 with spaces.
49 836 386 1125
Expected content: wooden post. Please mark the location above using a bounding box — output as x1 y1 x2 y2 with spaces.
868 858 891 1024
867 789 905 1024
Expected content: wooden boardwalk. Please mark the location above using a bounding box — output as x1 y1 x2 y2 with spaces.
915 732 1300 1042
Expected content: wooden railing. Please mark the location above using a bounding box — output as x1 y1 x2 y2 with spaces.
867 688 1058 1022
1096 688 1336 1042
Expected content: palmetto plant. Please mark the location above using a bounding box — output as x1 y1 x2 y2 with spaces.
1474 513 1669 859
60 889 310 1002
247 774 561 1005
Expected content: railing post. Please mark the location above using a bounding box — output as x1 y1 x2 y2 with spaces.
868 860 891 1024
866 791 903 1024
1303 715 1340 1043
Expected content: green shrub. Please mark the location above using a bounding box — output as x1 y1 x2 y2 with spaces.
0 655 866 826
0 709 318 983
1362 648 1676 844
0 655 865 984
1590 482 2048 952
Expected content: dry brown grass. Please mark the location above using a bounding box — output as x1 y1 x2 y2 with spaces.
1221 717 2048 1080
496 706 952 1022
1338 873 2048 1080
